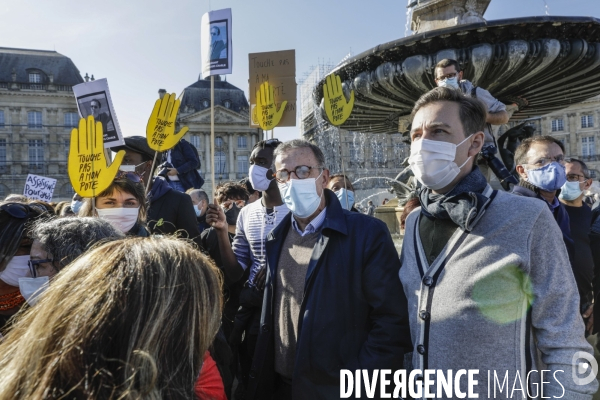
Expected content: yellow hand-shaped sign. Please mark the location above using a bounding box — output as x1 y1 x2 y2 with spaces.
323 74 354 126
255 82 287 130
68 116 125 197
146 92 189 151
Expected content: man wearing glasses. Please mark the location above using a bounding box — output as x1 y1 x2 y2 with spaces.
559 158 596 335
246 139 410 400
88 99 114 133
209 26 227 61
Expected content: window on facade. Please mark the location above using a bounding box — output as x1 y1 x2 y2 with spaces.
0 139 6 166
551 118 564 132
582 137 595 157
582 115 594 129
0 110 4 128
215 151 227 176
202 100 210 108
372 143 385 166
64 112 78 127
349 144 363 166
215 137 223 147
238 136 247 148
237 155 248 174
29 139 44 169
64 140 70 159
28 111 42 129
189 135 201 150
29 73 41 83
224 100 231 109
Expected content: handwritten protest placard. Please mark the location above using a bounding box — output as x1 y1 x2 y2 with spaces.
323 73 354 126
146 92 188 152
68 116 124 197
23 174 57 202
249 50 296 128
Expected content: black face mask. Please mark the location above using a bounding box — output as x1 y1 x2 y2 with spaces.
224 204 242 225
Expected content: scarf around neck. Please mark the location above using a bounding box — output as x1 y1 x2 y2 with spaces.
419 166 491 232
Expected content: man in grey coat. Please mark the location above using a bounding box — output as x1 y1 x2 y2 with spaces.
400 87 597 398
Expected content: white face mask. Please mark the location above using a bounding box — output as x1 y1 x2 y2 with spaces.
437 76 459 89
18 276 49 306
278 171 323 218
0 255 30 287
96 207 139 233
249 165 273 191
409 136 472 190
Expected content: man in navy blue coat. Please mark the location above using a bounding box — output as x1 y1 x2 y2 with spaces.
246 139 411 400
161 139 204 191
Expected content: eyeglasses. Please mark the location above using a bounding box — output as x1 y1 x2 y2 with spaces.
0 203 35 219
275 165 322 183
437 72 458 80
527 156 565 168
28 259 53 278
221 200 246 210
566 173 588 182
114 170 143 183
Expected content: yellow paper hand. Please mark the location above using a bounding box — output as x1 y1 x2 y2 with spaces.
68 116 125 197
255 81 287 130
146 92 189 151
323 73 354 126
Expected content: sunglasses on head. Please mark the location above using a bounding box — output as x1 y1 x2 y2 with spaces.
114 170 143 183
0 203 35 219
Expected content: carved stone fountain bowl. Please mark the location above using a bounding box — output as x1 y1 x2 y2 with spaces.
313 16 600 134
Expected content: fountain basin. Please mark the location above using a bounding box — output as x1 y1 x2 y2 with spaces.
313 16 600 133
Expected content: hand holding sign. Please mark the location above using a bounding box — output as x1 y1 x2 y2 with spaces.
68 116 125 197
323 74 354 126
255 81 287 130
146 92 188 151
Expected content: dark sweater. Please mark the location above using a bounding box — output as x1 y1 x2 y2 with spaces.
563 203 594 308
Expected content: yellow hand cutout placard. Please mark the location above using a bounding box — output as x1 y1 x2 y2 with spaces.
68 116 125 197
146 92 189 151
323 74 354 126
255 82 287 130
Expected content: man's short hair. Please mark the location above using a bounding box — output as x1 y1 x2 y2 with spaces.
411 87 487 137
90 100 101 108
565 158 591 179
329 174 354 190
215 181 249 205
188 189 209 204
435 59 461 75
253 139 282 151
211 26 220 35
273 139 327 169
514 136 566 166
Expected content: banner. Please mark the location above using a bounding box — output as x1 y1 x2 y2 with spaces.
201 8 233 76
249 50 296 128
23 174 56 202
73 78 124 148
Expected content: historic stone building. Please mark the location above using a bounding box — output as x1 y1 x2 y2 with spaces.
0 47 84 201
177 75 262 196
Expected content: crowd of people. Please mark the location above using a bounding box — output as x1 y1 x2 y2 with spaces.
0 60 600 399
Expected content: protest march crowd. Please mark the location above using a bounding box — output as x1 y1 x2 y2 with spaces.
1 59 600 400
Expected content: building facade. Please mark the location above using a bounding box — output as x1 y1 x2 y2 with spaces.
0 47 84 201
177 76 262 196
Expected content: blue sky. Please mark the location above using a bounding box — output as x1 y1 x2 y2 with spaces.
1 0 597 142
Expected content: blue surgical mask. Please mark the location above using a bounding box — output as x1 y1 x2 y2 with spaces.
335 188 355 210
438 76 459 89
195 207 202 217
71 199 83 214
278 171 323 218
526 161 567 192
559 181 583 201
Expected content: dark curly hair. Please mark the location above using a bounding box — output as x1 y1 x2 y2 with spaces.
215 181 249 205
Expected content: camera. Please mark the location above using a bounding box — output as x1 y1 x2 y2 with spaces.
157 162 173 179
479 145 519 190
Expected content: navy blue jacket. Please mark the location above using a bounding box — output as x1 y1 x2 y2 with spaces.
247 189 411 400
163 139 204 190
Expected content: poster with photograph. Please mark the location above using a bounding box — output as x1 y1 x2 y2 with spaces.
249 49 296 127
73 78 125 148
201 8 233 76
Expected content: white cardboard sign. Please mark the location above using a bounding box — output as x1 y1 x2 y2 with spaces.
23 174 57 202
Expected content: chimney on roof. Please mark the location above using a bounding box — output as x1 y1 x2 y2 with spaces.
84 73 89 82
158 89 167 99
91 75 95 81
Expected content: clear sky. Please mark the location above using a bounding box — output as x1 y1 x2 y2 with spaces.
1 0 596 142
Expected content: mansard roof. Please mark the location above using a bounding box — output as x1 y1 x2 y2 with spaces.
0 47 83 86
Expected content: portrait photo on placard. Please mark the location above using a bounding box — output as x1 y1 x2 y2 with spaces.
201 8 232 76
76 91 116 142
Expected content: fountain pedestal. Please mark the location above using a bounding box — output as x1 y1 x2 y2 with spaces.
412 0 491 33
374 198 404 235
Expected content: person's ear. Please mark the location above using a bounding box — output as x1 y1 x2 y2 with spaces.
515 164 528 180
467 132 485 158
583 179 593 191
321 169 330 187
458 71 464 80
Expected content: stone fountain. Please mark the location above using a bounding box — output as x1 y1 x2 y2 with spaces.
311 0 600 236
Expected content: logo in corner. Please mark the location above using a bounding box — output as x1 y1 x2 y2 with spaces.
572 351 598 386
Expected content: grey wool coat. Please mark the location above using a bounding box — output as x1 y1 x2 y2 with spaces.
400 187 598 399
